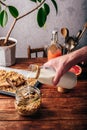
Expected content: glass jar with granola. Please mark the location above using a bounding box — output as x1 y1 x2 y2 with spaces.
15 85 41 116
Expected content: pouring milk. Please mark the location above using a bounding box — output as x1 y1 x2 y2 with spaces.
28 67 77 89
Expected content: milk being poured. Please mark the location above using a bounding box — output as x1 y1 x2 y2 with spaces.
28 67 77 89
38 68 77 89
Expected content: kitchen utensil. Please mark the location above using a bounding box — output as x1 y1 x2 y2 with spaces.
61 28 69 38
61 27 70 54
6 78 17 90
78 22 87 40
76 30 82 39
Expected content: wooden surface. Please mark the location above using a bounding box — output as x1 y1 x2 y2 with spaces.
0 58 87 130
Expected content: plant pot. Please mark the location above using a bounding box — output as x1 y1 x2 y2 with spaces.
0 37 17 66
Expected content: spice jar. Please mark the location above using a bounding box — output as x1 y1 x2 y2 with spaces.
15 85 41 116
47 29 62 60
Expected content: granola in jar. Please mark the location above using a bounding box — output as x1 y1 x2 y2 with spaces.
15 86 41 116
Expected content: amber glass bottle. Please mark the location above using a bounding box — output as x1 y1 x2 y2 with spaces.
47 30 62 61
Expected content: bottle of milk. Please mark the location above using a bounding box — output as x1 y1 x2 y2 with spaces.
38 67 77 89
28 66 77 90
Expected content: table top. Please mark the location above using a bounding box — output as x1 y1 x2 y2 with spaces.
0 58 87 130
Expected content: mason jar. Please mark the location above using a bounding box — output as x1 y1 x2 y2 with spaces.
15 85 41 116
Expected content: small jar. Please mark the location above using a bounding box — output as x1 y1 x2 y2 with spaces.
47 30 62 60
15 86 41 116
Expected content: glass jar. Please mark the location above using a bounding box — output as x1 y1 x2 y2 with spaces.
47 29 62 60
15 85 41 116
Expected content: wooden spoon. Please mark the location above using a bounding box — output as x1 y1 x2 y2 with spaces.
61 28 69 54
61 28 69 38
6 78 17 90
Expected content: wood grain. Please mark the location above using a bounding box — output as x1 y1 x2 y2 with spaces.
0 58 87 130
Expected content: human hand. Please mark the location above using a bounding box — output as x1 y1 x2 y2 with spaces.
44 46 87 85
43 55 72 85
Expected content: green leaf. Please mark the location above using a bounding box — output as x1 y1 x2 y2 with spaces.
0 10 8 27
8 6 19 18
30 0 37 2
37 0 42 2
37 7 47 27
44 3 50 16
51 0 58 14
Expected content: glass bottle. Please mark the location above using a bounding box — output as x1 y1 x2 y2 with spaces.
47 29 62 61
28 64 77 93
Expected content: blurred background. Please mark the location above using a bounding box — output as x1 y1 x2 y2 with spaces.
0 0 87 57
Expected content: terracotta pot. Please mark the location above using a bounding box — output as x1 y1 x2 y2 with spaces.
0 37 17 66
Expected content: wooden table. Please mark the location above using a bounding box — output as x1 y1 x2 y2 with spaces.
0 58 87 130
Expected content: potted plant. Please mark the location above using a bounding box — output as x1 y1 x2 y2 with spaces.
0 0 58 66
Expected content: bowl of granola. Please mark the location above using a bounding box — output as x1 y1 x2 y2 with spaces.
15 85 41 116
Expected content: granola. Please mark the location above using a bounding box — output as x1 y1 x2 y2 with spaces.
0 69 37 93
15 86 41 116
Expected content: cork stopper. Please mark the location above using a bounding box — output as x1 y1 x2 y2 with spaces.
28 64 40 79
35 65 40 79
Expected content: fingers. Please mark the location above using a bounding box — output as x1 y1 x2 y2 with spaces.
43 59 63 86
53 70 62 86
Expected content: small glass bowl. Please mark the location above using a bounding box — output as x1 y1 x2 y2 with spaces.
15 85 41 116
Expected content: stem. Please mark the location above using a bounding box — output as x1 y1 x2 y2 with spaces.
17 0 46 20
3 19 17 45
0 0 7 7
2 0 46 45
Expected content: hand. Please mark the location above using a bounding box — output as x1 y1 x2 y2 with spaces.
44 46 87 85
43 55 73 85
